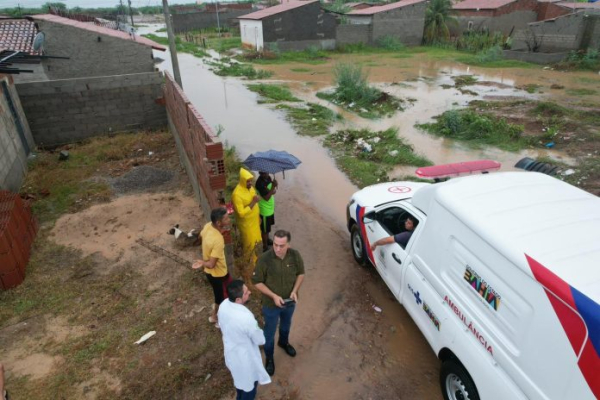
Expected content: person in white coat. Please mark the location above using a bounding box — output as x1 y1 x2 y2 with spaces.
218 280 271 400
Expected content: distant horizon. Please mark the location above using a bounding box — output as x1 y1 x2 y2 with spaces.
0 0 241 10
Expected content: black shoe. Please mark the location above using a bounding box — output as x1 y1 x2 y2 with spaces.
278 342 297 357
265 358 275 376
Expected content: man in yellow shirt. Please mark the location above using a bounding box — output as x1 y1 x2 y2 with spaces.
232 168 262 262
193 207 231 326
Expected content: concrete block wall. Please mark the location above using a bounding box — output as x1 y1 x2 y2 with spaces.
172 10 247 33
512 11 600 52
37 20 155 80
336 24 372 46
455 11 537 35
0 75 35 192
16 72 166 147
262 3 337 44
372 2 428 45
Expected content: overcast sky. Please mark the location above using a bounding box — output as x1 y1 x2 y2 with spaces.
1 0 205 9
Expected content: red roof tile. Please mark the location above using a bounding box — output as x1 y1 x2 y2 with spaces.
0 19 37 54
32 14 166 51
238 0 318 20
347 0 426 15
452 0 516 10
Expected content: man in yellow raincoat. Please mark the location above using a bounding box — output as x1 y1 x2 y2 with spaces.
232 168 262 262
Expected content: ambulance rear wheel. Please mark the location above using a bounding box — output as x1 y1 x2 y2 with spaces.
440 359 480 400
350 224 366 266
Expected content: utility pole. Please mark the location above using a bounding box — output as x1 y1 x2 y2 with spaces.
215 0 221 38
117 0 124 31
128 0 135 27
162 0 183 88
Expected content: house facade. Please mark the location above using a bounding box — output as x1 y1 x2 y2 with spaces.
239 0 337 51
341 0 428 46
451 0 539 35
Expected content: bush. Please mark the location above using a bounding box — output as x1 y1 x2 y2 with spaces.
456 31 505 53
476 45 504 63
376 36 405 51
558 49 600 71
333 63 380 107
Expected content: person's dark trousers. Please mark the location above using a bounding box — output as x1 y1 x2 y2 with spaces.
262 303 296 358
236 381 258 400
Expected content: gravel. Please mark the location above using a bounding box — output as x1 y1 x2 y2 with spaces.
112 166 176 194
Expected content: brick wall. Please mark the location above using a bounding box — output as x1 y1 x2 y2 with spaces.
512 11 600 52
163 72 226 219
172 10 247 33
37 20 156 80
0 75 35 192
371 2 428 45
16 72 166 147
336 24 372 46
262 3 337 44
537 2 570 21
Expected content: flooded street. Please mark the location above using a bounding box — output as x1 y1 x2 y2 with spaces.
139 25 598 399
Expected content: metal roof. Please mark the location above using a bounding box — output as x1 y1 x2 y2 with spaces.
32 14 166 51
347 0 426 15
412 172 600 304
238 0 319 20
556 1 600 8
452 0 516 10
0 19 37 54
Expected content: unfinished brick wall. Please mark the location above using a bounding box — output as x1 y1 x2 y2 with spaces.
163 72 227 223
16 72 167 147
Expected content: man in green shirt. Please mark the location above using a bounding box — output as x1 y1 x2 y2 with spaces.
252 230 305 376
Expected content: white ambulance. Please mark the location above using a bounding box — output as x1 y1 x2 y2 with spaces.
346 171 600 400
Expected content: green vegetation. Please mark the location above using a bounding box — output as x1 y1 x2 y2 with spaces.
22 132 167 224
1 2 165 17
224 145 244 199
522 83 542 93
317 63 405 118
375 36 406 51
142 34 208 58
290 67 312 72
207 58 273 79
456 31 505 53
566 88 597 96
423 0 457 44
206 36 242 52
417 109 537 151
276 103 340 136
324 128 432 187
555 49 600 71
243 46 329 65
246 83 301 103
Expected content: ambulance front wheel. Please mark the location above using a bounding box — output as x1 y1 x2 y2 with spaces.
440 359 480 400
350 224 366 266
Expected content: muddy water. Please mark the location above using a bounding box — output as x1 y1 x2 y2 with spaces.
152 48 357 227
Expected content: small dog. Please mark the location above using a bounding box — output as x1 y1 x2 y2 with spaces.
168 224 201 247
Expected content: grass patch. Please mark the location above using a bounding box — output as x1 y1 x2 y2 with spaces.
521 83 542 93
290 67 312 72
246 83 300 103
244 46 329 65
555 49 600 71
453 75 478 87
317 63 405 119
417 109 537 151
142 34 208 58
207 58 273 79
566 88 597 96
22 131 171 224
276 103 340 136
205 36 241 52
324 128 431 187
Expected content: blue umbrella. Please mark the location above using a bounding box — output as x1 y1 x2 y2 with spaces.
243 150 302 177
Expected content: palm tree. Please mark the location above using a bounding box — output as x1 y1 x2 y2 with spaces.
423 0 457 44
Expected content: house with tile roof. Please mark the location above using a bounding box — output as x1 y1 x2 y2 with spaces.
29 14 165 80
341 0 428 46
238 0 336 51
451 0 539 35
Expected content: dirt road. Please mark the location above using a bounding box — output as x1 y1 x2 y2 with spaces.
249 181 441 400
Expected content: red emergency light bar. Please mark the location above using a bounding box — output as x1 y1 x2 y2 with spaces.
415 160 501 179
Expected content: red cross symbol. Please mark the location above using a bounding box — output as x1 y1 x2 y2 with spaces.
388 186 411 193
